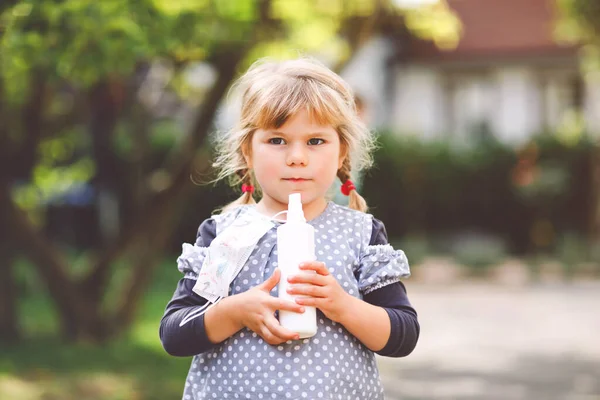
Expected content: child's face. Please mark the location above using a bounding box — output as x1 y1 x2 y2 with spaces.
246 109 344 215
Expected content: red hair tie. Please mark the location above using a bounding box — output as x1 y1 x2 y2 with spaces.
241 184 254 194
341 180 356 196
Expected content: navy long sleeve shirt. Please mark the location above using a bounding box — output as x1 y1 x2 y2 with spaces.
160 218 419 358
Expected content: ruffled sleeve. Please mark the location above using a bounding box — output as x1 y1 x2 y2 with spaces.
177 243 208 279
175 218 216 279
357 244 410 295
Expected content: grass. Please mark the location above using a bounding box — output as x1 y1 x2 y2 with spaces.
0 256 192 400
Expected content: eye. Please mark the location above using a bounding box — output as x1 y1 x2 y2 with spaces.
268 138 286 145
308 138 325 146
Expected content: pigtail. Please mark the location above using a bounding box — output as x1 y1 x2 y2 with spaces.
348 189 368 213
337 162 368 213
219 169 256 213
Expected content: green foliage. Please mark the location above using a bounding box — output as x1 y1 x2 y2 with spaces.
1 257 189 399
1 0 256 99
149 119 179 150
12 128 94 211
1 0 461 99
555 0 600 71
555 0 600 43
1 0 462 211
362 132 594 255
0 0 459 196
1 0 462 217
402 0 462 50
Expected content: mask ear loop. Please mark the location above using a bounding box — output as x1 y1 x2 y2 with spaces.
179 296 221 327
270 210 288 223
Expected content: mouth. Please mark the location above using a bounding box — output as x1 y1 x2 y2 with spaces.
283 178 309 183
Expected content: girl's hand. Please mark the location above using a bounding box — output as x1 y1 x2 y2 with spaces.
287 261 350 323
234 269 304 345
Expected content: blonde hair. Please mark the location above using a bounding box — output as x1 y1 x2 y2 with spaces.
212 57 375 213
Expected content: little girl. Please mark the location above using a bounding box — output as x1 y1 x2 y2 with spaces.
160 58 419 400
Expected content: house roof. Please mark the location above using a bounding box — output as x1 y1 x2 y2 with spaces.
406 0 578 63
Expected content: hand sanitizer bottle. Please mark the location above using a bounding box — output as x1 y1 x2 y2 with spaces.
277 193 317 339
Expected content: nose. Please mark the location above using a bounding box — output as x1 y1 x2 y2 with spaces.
286 143 308 166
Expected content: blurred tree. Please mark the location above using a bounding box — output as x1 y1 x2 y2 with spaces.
556 0 600 57
0 0 459 342
555 0 600 248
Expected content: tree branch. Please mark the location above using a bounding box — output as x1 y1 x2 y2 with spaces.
0 206 20 343
17 72 46 180
80 47 248 306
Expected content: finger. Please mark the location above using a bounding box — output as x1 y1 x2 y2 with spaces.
287 284 326 298
299 261 329 276
260 326 283 345
271 298 306 314
288 271 327 286
264 315 299 342
258 268 281 292
295 296 321 308
259 320 290 345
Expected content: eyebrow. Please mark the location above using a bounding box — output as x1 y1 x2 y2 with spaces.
268 130 334 137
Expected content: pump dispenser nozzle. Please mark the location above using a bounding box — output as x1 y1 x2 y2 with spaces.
287 193 305 223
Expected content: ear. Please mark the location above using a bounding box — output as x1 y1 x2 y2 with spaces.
241 141 252 169
338 143 348 170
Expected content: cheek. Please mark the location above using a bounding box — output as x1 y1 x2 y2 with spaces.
314 147 341 178
252 147 280 180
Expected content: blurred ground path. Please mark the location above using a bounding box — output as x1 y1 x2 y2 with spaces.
377 281 600 400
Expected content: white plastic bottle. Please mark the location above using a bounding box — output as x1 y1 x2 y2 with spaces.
277 193 318 338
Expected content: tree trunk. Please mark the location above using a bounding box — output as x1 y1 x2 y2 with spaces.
80 49 247 338
18 73 47 179
0 256 19 343
591 145 600 252
1 187 107 342
0 207 20 343
105 50 246 337
110 205 179 333
84 79 125 307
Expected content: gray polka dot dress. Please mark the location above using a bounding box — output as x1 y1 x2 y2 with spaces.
177 202 410 400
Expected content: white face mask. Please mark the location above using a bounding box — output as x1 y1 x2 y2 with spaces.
180 209 278 327
192 210 275 303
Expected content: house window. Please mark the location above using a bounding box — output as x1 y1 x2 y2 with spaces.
446 72 496 140
541 70 584 131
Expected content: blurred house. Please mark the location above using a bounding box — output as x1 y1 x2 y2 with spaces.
342 0 600 145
